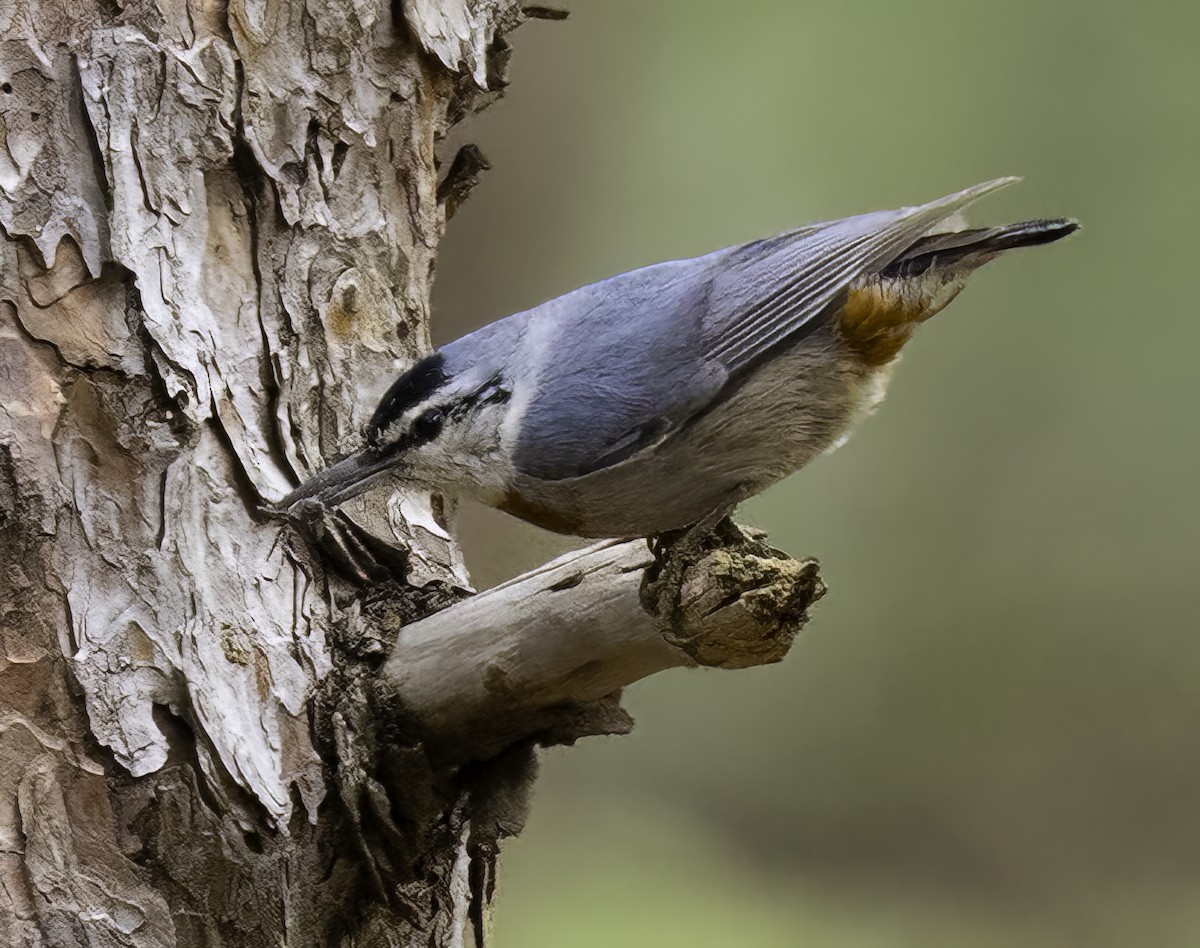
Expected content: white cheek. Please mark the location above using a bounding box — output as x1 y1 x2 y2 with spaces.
409 414 511 502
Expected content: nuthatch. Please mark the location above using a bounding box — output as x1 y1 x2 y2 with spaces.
282 178 1076 538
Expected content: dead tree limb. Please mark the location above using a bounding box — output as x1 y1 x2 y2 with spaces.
384 523 824 762
0 1 825 944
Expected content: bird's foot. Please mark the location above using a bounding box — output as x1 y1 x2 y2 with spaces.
649 498 742 564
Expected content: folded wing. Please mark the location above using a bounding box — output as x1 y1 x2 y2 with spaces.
510 178 1017 481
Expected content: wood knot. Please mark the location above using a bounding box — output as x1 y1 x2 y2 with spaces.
641 519 826 669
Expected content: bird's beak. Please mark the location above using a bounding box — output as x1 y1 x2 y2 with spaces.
278 449 402 511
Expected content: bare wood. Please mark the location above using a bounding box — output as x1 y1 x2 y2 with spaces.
385 523 825 761
0 1 826 944
0 0 528 944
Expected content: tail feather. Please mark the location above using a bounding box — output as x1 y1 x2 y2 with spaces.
882 218 1079 278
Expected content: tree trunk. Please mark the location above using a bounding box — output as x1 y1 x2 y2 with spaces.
0 2 821 944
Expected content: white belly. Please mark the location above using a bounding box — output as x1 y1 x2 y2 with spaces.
508 337 896 537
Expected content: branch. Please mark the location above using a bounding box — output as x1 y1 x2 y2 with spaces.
381 521 825 761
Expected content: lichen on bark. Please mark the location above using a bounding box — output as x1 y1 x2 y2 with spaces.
1 1 537 943
1 3 821 944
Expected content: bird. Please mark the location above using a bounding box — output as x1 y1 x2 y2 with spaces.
281 177 1077 539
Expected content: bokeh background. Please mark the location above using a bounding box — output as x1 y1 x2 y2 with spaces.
432 2 1200 945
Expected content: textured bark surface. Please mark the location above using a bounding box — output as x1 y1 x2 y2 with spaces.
0 2 822 945
385 523 825 763
1 0 526 943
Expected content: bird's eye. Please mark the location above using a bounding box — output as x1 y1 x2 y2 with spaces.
413 407 445 441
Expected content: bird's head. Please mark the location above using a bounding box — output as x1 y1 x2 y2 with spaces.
279 350 512 511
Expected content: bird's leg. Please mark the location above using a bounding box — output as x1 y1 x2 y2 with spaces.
649 488 747 564
257 495 326 531
258 497 332 556
641 494 748 628
262 495 397 586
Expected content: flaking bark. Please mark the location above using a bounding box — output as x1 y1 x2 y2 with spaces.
0 2 823 945
2 1 527 942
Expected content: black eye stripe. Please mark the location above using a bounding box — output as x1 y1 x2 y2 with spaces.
374 408 445 458
469 372 510 407
442 373 510 420
366 352 447 445
413 407 445 439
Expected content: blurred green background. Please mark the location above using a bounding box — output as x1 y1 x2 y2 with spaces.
432 2 1200 945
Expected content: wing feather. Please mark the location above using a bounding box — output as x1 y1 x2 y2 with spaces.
706 177 1018 373
509 178 1019 481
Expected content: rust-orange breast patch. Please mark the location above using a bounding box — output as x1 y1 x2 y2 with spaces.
838 276 963 366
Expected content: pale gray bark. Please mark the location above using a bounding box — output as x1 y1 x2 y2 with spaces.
386 525 824 763
0 2 821 945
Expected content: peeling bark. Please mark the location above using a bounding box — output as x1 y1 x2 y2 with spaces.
384 523 825 763
2 0 527 942
1 2 822 944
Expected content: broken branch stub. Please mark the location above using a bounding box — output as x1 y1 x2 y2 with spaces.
381 521 825 761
